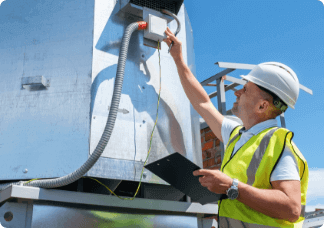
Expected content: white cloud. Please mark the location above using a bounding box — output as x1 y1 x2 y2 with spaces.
0 0 6 6
306 168 324 212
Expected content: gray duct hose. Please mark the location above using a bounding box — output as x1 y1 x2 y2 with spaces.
0 22 140 191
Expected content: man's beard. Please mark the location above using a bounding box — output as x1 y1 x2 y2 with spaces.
231 105 239 117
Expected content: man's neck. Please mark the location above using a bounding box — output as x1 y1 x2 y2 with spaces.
242 116 273 131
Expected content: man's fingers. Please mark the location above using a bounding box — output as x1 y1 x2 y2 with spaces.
166 26 173 35
163 37 172 46
199 176 216 184
193 169 215 176
200 182 213 189
165 27 176 40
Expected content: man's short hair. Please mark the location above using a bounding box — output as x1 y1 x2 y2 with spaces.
256 85 288 113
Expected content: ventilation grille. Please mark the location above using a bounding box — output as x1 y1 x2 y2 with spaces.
129 0 181 14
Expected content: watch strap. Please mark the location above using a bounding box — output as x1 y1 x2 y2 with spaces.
232 178 239 188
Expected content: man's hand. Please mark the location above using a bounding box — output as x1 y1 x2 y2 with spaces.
193 169 233 194
163 27 183 60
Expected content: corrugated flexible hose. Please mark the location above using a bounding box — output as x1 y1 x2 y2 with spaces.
0 21 146 190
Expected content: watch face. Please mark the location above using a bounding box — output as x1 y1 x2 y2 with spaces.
228 189 239 200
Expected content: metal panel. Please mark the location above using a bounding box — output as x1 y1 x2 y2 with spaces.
0 0 93 180
0 0 201 184
90 1 201 183
31 204 199 228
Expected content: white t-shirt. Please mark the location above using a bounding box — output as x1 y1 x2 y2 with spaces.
221 117 300 182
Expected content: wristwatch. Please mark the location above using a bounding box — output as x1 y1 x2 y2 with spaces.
226 178 239 200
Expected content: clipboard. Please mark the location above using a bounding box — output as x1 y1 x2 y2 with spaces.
145 152 225 205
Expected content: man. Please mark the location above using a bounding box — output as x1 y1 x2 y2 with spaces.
164 27 308 227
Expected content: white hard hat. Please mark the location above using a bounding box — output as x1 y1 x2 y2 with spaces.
241 62 299 110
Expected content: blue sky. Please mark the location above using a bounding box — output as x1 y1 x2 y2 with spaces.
185 0 324 212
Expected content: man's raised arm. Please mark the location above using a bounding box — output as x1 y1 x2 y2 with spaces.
164 27 225 142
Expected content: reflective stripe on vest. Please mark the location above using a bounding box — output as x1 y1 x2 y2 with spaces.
246 128 277 185
219 217 277 228
219 126 308 228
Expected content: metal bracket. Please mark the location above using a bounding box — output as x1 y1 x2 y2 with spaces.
0 202 28 227
21 76 50 91
108 106 129 114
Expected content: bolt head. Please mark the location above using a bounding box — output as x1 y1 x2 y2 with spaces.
4 211 13 222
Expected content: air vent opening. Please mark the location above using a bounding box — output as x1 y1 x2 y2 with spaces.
129 0 183 15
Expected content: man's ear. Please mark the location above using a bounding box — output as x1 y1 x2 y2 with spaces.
258 100 270 113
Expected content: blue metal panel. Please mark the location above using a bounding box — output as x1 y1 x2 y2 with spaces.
0 0 93 180
0 0 201 184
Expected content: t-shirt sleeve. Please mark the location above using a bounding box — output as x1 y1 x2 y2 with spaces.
270 143 300 182
221 117 241 148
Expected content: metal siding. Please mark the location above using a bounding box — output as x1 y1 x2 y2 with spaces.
0 0 201 184
89 1 201 183
0 0 93 180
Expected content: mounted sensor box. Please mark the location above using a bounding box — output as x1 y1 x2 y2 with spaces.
118 0 184 48
144 14 167 42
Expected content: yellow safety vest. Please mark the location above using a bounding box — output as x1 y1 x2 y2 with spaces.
218 126 309 228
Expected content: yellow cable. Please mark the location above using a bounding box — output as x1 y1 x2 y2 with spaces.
26 41 163 201
24 178 40 184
